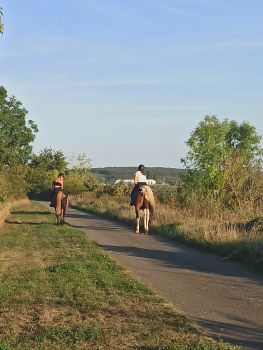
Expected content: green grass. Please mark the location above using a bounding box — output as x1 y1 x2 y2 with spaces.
0 202 237 350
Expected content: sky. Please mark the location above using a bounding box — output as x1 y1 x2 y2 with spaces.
0 0 263 168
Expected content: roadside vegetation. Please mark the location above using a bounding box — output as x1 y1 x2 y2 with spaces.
0 202 237 350
70 117 263 272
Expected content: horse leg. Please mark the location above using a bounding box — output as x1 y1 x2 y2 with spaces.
144 208 150 234
60 208 65 225
135 210 140 233
55 208 61 225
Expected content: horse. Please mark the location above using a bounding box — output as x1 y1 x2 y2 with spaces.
54 190 68 225
134 186 155 234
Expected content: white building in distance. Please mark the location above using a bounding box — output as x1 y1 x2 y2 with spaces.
115 179 156 185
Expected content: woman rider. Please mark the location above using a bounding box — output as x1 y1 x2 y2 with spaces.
130 164 147 206
50 172 65 207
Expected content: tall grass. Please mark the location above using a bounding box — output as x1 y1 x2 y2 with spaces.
0 199 29 227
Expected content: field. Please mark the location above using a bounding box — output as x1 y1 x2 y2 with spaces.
0 201 237 350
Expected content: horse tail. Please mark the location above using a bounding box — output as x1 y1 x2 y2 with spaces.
149 203 155 221
144 186 155 221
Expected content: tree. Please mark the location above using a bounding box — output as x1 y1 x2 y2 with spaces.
0 7 3 34
27 148 67 194
0 86 38 167
181 115 263 201
29 148 67 172
66 153 99 194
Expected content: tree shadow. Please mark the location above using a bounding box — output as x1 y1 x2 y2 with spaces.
195 317 263 350
5 220 49 225
97 243 263 283
10 211 51 215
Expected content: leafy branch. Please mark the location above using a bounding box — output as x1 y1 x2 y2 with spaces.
0 7 3 34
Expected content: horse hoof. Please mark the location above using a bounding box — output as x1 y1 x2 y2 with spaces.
135 230 139 234
144 231 149 235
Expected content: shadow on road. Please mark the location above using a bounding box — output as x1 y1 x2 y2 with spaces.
65 212 132 232
195 317 263 350
97 243 263 285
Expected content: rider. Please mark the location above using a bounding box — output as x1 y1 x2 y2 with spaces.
50 172 65 207
130 164 147 206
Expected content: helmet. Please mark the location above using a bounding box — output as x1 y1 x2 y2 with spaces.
138 164 145 171
58 172 65 178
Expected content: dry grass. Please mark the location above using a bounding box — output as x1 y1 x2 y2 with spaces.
0 198 29 228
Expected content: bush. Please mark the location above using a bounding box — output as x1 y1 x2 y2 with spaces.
0 164 28 202
66 169 100 195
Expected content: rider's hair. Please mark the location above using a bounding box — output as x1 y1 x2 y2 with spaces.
138 164 145 175
58 172 65 178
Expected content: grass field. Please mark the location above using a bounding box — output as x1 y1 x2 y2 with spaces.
0 201 238 350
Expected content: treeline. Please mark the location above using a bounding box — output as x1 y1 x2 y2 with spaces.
0 86 98 202
0 86 38 201
91 167 187 184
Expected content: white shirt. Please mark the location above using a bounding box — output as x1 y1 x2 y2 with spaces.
134 171 147 184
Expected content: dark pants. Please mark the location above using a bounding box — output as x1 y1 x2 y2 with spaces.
130 182 147 206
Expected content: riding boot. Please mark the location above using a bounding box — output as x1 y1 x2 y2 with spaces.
130 186 137 206
50 192 55 207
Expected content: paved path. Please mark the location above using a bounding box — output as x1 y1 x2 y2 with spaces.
46 203 263 349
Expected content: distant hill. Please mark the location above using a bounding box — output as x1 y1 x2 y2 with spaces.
91 167 188 184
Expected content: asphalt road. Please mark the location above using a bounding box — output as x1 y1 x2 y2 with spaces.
45 203 263 349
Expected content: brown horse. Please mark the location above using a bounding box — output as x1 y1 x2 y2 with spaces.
54 191 68 225
134 186 155 234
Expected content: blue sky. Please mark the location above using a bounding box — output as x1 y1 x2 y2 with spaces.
0 0 263 167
